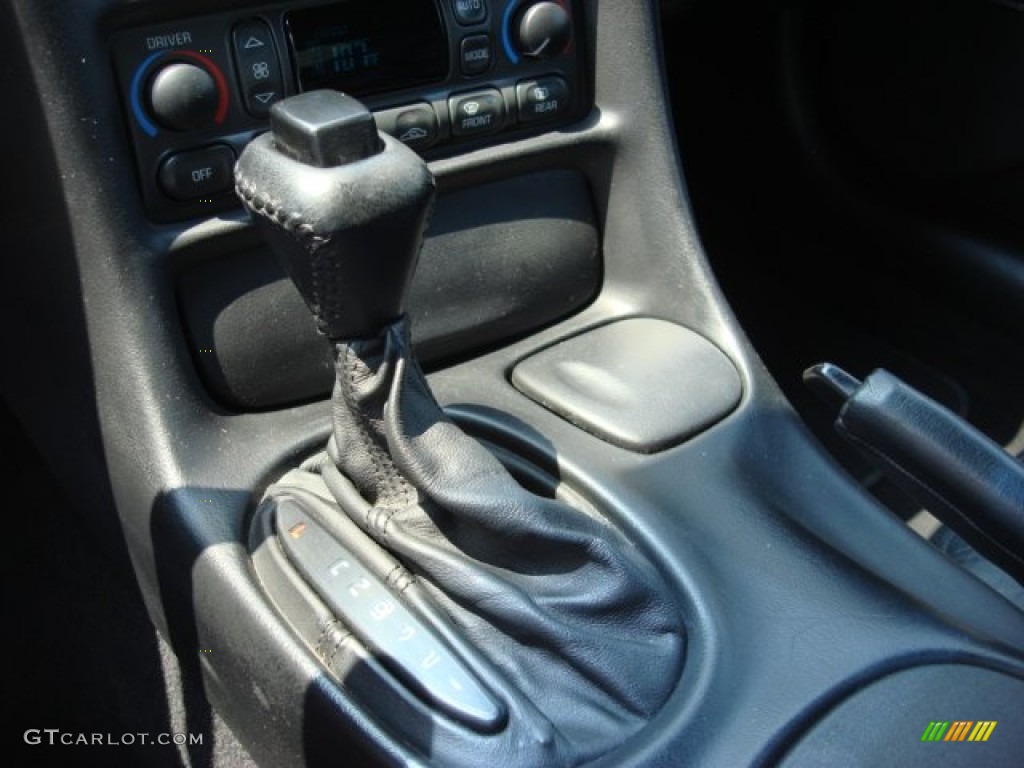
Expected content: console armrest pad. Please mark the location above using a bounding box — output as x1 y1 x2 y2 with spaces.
512 318 742 452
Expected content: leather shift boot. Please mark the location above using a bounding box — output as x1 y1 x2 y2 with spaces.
237 92 685 764
315 316 685 760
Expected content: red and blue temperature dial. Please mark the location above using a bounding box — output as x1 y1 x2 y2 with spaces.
130 49 229 137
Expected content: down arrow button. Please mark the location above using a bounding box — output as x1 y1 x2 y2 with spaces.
232 20 284 117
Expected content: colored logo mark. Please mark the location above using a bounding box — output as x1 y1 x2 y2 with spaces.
921 721 997 742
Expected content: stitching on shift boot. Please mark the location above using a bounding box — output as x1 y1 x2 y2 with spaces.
343 343 414 518
235 176 326 248
342 347 412 538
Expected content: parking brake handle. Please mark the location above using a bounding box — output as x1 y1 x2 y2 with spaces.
805 362 1024 585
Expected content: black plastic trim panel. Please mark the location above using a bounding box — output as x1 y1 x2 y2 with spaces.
177 169 600 409
3 1 1024 767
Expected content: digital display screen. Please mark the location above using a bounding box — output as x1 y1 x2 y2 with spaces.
286 0 449 97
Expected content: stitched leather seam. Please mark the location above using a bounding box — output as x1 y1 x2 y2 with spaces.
316 618 349 661
343 344 407 538
385 564 401 584
379 505 397 541
343 342 416 525
315 622 329 658
343 345 386 535
330 630 345 669
235 175 327 248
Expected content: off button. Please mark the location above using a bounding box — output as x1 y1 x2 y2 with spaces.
158 144 236 200
449 90 505 137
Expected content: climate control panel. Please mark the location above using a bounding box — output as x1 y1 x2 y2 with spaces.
111 0 586 222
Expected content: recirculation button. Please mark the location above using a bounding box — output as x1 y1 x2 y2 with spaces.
158 144 236 200
375 103 439 150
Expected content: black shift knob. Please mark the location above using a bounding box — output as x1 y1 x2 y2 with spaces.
235 90 435 340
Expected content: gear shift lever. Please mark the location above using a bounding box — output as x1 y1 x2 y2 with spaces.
236 90 433 340
238 91 684 767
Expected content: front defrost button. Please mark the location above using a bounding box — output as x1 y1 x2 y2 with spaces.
449 90 505 136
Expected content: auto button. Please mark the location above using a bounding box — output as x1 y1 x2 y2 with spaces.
451 0 488 25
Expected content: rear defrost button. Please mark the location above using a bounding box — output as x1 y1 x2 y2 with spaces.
516 75 570 122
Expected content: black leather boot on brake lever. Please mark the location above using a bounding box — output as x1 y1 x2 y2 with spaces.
238 91 684 767
805 362 1024 585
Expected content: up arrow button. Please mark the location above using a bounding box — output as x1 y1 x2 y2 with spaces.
232 20 284 118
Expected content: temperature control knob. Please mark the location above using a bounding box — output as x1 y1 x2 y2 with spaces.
513 1 572 60
148 61 219 132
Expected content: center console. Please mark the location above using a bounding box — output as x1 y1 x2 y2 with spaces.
5 0 1024 766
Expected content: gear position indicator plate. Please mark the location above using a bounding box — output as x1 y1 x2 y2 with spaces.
276 502 503 730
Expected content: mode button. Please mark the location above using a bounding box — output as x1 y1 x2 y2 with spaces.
158 144 236 200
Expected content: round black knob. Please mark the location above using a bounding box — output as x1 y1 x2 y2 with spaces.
148 62 219 132
514 2 572 60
